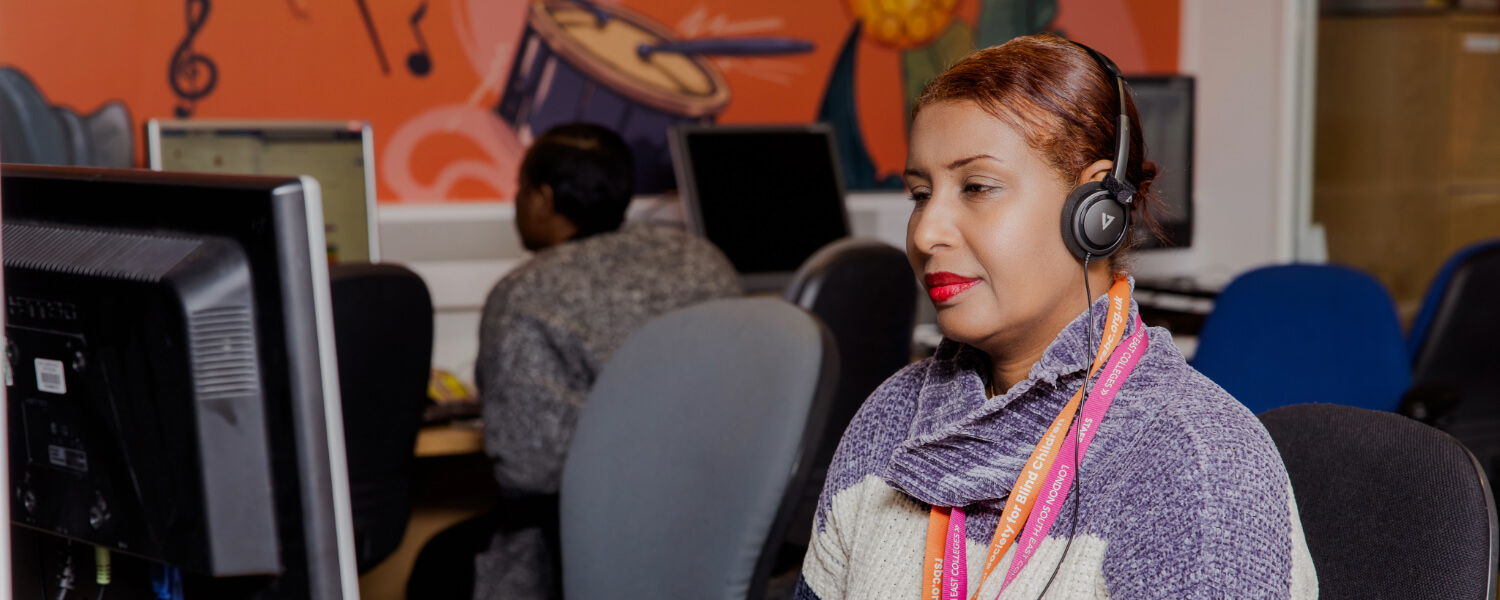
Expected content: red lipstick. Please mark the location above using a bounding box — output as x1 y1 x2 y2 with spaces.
924 272 980 304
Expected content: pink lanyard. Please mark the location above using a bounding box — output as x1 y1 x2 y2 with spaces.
931 315 1149 600
996 316 1149 595
944 507 968 599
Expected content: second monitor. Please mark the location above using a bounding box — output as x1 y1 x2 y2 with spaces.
1125 75 1194 250
147 119 380 263
671 124 851 293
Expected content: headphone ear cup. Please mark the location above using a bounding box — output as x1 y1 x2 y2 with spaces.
1061 181 1108 260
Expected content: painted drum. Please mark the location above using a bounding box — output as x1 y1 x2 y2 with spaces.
498 0 732 192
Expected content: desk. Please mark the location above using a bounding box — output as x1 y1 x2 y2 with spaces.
359 421 494 600
414 421 485 457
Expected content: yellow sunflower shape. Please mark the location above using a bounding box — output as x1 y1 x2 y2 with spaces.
848 0 959 49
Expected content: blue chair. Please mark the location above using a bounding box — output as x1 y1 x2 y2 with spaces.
1193 264 1410 414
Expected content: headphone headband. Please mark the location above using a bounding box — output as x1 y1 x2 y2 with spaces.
1071 41 1136 205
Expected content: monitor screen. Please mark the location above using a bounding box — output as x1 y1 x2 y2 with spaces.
149 120 378 263
673 125 850 278
1126 75 1194 249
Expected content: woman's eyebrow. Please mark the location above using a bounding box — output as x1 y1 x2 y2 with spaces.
946 154 1000 170
906 154 1002 179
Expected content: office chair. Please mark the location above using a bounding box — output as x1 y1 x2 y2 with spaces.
1406 238 1500 412
780 238 917 549
1193 264 1410 414
1260 404 1497 599
1408 238 1500 365
559 298 838 600
329 262 435 573
1402 239 1500 490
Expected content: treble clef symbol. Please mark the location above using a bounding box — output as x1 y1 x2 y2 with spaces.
169 0 219 118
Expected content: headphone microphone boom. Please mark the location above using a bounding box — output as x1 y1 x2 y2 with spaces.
1059 42 1138 261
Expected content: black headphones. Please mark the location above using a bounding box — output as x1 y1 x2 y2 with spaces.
1037 45 1142 600
1059 42 1138 261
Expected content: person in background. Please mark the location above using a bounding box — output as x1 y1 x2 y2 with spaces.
472 123 741 599
796 36 1316 599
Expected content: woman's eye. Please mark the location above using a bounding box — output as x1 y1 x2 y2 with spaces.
908 190 931 202
964 183 993 194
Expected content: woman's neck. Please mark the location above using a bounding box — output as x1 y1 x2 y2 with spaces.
987 267 1116 395
990 343 1049 393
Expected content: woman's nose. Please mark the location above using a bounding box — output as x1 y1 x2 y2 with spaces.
908 194 960 256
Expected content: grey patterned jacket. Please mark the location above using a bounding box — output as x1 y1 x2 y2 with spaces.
478 224 742 494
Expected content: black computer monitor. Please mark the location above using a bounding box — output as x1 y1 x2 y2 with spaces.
671 124 851 293
3 165 357 599
1126 75 1194 249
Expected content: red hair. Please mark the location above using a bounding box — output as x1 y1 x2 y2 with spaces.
912 34 1167 267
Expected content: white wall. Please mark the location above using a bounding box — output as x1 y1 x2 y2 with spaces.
378 203 525 382
1132 0 1319 289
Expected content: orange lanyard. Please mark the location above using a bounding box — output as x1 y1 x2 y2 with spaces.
923 507 951 600
921 276 1131 600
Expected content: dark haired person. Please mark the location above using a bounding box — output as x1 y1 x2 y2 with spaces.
796 36 1316 599
471 124 740 598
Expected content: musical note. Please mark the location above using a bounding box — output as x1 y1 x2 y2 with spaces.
354 0 391 75
169 0 219 118
407 2 432 77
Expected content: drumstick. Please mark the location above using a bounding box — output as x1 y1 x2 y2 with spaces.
570 0 612 27
637 37 814 59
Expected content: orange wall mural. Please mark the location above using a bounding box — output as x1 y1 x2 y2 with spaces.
0 0 1178 203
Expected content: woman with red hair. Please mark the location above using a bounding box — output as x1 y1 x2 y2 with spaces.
796 35 1316 600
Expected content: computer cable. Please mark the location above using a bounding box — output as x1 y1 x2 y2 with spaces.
53 549 75 600
94 547 110 600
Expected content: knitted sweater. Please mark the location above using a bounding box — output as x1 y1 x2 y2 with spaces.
796 288 1318 600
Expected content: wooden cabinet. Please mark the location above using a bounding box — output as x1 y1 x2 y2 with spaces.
1315 14 1500 315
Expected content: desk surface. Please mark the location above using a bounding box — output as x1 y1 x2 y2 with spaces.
363 430 497 600
415 421 485 457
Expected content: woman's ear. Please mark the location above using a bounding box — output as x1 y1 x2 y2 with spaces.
1079 159 1113 186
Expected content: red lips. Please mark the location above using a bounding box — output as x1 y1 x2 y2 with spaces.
924 272 980 303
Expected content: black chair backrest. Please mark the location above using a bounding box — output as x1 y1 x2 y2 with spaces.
1408 244 1500 491
1412 242 1500 419
780 238 916 549
328 262 434 573
784 238 917 469
1260 404 1497 600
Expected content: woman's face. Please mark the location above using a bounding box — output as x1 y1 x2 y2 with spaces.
905 100 1088 355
